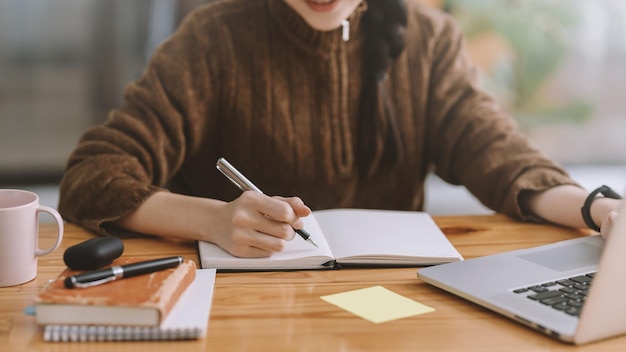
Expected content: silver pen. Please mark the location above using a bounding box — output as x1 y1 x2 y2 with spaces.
216 157 319 247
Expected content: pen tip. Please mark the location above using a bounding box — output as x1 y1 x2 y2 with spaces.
307 238 319 247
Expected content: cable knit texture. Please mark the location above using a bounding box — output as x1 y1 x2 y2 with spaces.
59 0 578 236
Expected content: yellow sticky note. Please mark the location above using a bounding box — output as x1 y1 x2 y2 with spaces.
320 285 435 324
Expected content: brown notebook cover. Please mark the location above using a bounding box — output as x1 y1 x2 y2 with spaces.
35 257 196 326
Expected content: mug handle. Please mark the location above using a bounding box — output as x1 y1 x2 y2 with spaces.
35 205 64 256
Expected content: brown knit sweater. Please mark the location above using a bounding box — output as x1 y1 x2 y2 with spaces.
59 0 577 236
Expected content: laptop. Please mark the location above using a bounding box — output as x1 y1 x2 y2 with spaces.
418 198 626 345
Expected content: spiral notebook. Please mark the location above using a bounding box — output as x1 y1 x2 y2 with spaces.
42 268 216 342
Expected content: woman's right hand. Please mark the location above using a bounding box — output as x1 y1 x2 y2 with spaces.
207 191 312 258
114 190 311 258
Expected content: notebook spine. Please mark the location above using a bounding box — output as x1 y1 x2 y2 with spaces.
43 325 202 342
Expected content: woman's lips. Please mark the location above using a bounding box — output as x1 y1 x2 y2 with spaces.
304 0 340 12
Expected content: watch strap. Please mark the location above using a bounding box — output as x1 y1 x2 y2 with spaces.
581 185 622 232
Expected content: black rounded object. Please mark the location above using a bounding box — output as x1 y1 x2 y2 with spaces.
63 237 124 270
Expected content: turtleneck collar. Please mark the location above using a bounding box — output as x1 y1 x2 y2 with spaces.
267 0 367 53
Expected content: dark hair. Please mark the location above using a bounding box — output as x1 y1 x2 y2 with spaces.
357 0 408 177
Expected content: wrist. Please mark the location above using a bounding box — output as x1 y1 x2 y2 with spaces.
190 197 228 243
590 198 616 229
581 185 622 232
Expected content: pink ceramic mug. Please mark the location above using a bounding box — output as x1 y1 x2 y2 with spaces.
0 189 64 287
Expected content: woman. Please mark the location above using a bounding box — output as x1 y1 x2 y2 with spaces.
59 0 621 257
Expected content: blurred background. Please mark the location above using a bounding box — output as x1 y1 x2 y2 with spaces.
0 0 624 215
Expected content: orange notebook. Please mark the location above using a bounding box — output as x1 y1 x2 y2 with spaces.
35 257 196 326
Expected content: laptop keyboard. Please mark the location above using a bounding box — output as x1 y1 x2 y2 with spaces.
512 272 595 317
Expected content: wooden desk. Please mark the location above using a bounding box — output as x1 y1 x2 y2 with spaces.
1 215 622 351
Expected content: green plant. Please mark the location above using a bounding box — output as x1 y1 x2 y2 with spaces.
445 0 593 130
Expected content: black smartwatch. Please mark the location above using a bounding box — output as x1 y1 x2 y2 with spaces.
581 185 622 232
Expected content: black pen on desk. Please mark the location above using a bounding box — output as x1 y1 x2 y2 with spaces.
216 157 319 248
64 256 183 289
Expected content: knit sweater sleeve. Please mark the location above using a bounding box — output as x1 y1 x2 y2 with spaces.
58 10 215 235
423 11 580 222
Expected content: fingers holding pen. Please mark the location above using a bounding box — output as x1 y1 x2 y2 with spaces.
273 195 312 229
225 192 308 257
243 192 311 236
214 158 316 254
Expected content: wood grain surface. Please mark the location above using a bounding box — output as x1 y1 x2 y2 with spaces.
2 215 623 351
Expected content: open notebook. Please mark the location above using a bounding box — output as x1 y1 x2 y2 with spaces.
199 209 462 271
42 268 216 342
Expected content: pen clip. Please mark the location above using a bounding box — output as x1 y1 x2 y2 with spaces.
72 275 118 288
